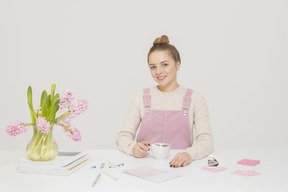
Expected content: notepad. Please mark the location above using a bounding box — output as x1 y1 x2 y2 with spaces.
123 166 181 183
17 150 91 176
18 150 90 168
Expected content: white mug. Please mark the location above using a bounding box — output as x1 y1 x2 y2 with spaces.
149 143 170 160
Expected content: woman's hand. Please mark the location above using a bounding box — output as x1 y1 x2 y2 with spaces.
169 152 192 168
132 141 150 158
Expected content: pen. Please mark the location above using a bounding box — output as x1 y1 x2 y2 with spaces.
92 173 101 187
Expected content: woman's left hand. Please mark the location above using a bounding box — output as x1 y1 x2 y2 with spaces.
169 152 192 168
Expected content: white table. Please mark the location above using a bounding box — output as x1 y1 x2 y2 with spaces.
0 149 287 192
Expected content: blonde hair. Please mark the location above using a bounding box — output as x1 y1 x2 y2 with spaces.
147 35 181 63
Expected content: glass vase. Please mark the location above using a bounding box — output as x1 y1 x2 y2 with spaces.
26 125 58 161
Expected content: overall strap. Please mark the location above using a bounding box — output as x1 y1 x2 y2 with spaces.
182 89 193 114
143 88 151 108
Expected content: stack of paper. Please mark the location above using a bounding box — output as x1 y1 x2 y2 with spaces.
18 150 92 176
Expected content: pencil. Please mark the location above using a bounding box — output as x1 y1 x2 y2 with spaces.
101 170 118 180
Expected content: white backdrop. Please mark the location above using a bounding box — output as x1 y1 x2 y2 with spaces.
1 0 287 151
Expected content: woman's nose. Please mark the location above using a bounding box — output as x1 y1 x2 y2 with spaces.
156 67 162 74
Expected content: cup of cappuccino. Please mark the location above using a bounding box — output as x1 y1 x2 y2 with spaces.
149 143 170 160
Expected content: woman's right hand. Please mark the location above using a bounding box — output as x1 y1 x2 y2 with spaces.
132 141 150 158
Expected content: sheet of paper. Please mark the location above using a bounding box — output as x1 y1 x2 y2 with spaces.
231 170 261 176
237 159 260 166
123 166 181 183
201 166 227 172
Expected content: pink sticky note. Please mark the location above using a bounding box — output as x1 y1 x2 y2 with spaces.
202 166 227 172
231 170 261 176
237 159 260 166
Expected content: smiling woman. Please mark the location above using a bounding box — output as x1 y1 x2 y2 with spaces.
147 36 181 93
116 35 214 168
148 50 180 92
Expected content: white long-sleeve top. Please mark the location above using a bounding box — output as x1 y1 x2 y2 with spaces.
116 86 213 160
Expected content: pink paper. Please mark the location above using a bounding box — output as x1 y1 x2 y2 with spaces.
237 159 260 166
231 170 261 176
202 166 227 172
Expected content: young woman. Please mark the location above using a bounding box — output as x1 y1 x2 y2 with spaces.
116 35 213 167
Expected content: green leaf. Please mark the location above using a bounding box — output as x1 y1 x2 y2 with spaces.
41 84 60 121
50 83 56 101
28 103 37 121
47 85 59 121
46 95 51 115
27 86 32 105
54 93 59 100
27 86 36 123
40 90 47 116
47 99 60 120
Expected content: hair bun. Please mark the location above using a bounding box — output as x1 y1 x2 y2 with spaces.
153 35 169 45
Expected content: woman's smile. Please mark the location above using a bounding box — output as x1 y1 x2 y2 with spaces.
157 75 167 80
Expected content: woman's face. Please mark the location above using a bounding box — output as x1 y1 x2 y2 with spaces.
148 50 180 91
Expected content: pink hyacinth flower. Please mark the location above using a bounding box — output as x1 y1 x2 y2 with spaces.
59 89 75 110
65 126 81 142
36 117 51 133
6 121 27 136
69 99 88 118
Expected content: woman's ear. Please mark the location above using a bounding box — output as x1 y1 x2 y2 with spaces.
176 61 181 71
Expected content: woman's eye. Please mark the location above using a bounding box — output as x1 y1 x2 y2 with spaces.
163 63 168 67
150 66 156 69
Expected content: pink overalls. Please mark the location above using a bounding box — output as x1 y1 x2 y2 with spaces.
137 88 193 149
